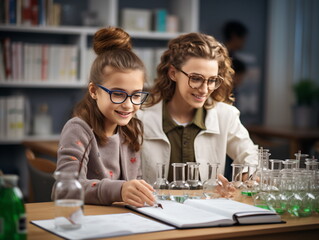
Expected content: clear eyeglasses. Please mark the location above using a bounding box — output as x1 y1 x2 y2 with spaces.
97 84 149 105
173 65 223 90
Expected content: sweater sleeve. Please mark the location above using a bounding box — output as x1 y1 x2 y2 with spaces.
55 117 125 205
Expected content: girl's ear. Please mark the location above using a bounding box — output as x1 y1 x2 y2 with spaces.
168 65 177 82
89 82 97 99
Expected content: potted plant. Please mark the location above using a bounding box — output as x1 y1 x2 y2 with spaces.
292 79 318 128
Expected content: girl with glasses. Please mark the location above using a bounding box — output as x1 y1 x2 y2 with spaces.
138 32 258 196
54 27 155 207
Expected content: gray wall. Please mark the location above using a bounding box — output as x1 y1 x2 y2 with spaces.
200 0 268 125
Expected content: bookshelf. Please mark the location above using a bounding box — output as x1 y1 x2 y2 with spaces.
0 0 199 144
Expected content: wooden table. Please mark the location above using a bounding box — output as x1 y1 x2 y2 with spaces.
23 141 59 158
246 125 319 158
26 202 319 240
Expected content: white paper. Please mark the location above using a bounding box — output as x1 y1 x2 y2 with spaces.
130 200 235 228
31 213 175 240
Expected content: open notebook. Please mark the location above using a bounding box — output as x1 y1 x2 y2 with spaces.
128 198 283 229
31 213 174 240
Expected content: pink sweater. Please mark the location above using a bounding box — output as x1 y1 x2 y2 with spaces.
54 117 142 205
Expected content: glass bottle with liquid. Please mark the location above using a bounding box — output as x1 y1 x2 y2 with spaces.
153 163 169 200
53 171 84 230
241 163 259 197
169 163 190 203
186 162 203 199
0 174 26 240
202 163 221 199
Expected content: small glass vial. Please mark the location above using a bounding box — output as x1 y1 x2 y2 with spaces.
186 162 203 199
202 163 220 199
169 163 190 203
53 171 84 230
153 163 169 200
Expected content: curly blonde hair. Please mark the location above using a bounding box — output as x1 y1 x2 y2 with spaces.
146 32 234 108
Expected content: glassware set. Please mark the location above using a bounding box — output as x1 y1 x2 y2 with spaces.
153 162 224 203
248 147 319 217
152 149 319 217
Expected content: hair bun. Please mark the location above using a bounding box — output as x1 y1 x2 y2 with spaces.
93 27 132 55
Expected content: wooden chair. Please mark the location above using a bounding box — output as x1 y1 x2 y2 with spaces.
25 148 56 202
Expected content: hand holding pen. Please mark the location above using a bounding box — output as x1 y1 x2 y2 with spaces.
121 179 157 207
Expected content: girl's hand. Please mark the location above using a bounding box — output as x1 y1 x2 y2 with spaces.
121 179 155 207
217 174 236 198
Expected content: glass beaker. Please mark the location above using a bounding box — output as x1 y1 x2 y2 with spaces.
294 151 309 169
153 163 169 200
280 159 298 176
186 162 203 199
305 158 318 171
231 163 244 189
269 159 283 171
169 163 190 203
252 170 272 210
265 170 284 214
241 164 259 197
258 147 271 171
53 171 84 230
202 163 221 199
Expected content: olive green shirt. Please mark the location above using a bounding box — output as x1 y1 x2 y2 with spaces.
162 103 206 181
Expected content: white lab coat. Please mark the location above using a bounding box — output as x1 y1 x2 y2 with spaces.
137 101 258 184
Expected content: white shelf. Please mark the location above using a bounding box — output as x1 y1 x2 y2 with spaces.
0 134 60 145
0 81 87 88
0 25 185 40
0 24 90 34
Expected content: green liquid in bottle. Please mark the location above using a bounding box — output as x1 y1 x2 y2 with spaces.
274 208 285 215
255 204 271 210
0 175 26 240
170 195 188 203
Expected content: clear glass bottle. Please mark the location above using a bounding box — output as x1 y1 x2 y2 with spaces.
231 163 244 189
33 103 52 136
202 163 221 199
0 174 26 240
252 169 272 210
241 163 259 197
153 163 169 200
169 163 190 203
186 162 203 199
53 171 84 230
265 170 284 214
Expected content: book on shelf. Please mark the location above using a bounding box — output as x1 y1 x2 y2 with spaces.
0 41 5 81
153 9 167 32
1 38 78 83
128 198 282 229
5 95 25 140
121 8 152 32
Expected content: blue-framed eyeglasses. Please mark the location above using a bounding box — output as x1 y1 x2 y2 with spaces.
97 84 149 105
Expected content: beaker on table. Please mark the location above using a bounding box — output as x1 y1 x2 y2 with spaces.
202 163 221 199
186 162 203 199
153 163 170 200
169 163 190 203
